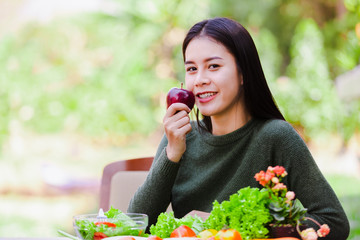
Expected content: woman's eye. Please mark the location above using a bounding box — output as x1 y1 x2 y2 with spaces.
186 66 197 72
209 64 220 69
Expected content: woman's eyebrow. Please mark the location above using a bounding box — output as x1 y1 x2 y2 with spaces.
184 56 223 65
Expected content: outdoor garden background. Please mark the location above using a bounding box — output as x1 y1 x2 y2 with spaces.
0 0 359 239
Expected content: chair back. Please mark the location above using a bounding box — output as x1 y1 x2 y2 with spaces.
99 157 154 212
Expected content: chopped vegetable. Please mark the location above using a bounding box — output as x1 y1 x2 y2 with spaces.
94 222 117 228
94 232 107 240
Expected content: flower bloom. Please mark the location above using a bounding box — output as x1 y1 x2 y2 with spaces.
254 171 267 186
301 228 318 240
265 171 275 182
281 171 288 177
272 183 287 191
286 191 295 201
255 166 289 187
317 224 330 237
272 166 286 176
272 177 279 184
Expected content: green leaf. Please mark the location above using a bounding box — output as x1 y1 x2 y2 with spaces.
269 201 285 212
205 187 272 240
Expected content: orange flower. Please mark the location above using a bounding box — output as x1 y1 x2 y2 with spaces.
273 166 287 176
317 224 330 237
254 171 268 186
254 171 265 181
265 171 275 182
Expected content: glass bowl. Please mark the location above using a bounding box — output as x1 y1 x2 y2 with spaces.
73 212 148 240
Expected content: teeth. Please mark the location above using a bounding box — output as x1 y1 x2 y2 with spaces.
198 92 215 98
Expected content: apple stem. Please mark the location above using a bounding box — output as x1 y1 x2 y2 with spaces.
181 83 183 89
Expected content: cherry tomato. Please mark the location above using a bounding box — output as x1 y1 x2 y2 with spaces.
95 221 117 228
170 225 197 238
94 232 108 240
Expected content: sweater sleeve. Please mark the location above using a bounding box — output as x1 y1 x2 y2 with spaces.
276 122 349 240
127 134 180 227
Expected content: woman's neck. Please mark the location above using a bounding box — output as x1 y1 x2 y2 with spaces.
211 101 251 136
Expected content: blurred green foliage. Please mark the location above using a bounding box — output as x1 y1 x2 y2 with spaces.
278 19 343 139
1 14 170 137
1 0 360 150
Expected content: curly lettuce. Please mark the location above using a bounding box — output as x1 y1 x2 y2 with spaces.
149 211 205 238
205 187 272 240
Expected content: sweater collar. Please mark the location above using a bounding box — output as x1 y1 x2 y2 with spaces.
199 118 260 146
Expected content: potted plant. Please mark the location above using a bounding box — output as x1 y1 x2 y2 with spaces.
254 166 330 240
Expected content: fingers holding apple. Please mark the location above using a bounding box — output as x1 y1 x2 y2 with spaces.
163 84 194 163
166 83 195 111
164 83 194 136
165 102 192 118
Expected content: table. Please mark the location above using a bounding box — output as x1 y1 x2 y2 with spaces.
0 238 70 240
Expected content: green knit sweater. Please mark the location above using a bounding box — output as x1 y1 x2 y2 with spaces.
128 118 349 239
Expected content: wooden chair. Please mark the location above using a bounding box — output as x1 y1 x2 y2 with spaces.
99 157 154 212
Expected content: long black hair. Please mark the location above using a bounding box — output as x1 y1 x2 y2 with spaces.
182 17 285 132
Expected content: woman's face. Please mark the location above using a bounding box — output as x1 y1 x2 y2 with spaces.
184 36 242 118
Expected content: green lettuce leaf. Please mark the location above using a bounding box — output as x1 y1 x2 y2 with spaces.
149 211 205 238
204 187 272 240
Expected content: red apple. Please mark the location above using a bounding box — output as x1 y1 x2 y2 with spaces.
166 83 195 110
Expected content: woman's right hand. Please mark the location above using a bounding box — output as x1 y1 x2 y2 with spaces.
163 103 192 163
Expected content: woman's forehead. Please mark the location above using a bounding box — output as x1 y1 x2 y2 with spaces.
185 37 231 59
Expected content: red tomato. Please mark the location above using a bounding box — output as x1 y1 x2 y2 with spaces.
94 232 108 240
170 225 197 238
95 221 117 227
215 229 242 240
148 236 163 240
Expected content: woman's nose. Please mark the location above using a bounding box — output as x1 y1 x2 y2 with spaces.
194 71 210 86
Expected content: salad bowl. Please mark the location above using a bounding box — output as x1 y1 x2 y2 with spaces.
73 207 148 240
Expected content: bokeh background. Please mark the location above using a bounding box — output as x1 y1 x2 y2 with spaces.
0 0 360 238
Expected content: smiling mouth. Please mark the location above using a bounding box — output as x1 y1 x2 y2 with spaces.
197 92 217 99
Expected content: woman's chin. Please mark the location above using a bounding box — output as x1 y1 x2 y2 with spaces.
198 110 212 117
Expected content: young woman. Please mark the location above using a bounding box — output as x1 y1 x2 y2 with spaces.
128 17 349 239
